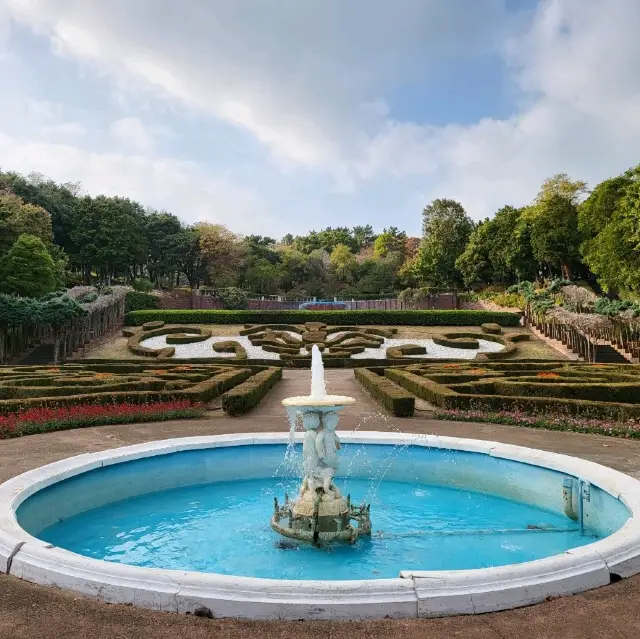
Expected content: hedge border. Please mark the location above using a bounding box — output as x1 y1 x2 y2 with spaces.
125 309 521 327
355 368 415 417
0 367 253 415
385 366 640 420
221 367 283 416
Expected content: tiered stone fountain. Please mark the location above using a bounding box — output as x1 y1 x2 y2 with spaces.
271 345 372 544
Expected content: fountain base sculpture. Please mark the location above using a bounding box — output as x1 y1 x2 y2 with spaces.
271 345 372 545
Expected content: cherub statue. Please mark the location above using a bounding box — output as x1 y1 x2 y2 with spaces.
299 412 321 496
315 412 341 495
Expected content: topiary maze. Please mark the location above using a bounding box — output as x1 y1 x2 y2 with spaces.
356 361 640 421
0 362 282 422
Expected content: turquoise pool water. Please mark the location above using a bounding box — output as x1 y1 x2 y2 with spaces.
18 444 626 580
35 479 598 580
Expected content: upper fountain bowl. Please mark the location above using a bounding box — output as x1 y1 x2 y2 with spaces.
281 395 356 409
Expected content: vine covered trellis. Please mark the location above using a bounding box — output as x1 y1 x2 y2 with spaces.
0 286 129 364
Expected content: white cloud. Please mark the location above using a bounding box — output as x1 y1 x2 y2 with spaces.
0 0 639 233
109 117 154 151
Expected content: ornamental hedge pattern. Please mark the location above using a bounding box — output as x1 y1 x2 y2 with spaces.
0 362 282 420
125 309 521 327
362 361 640 421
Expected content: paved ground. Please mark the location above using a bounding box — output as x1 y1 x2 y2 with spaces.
2 370 640 638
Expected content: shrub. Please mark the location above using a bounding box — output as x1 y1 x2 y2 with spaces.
166 329 213 344
217 287 249 310
385 344 427 358
212 340 248 359
142 320 165 331
481 323 502 335
125 291 160 313
126 309 521 327
432 336 479 349
355 368 415 417
221 367 282 415
133 278 154 292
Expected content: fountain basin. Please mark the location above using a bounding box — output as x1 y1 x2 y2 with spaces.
282 396 356 409
1 432 640 620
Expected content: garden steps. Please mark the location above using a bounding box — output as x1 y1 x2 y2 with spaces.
527 324 582 361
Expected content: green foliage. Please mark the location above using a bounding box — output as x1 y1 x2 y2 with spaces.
126 309 522 327
216 286 249 310
125 292 160 313
385 362 640 420
481 323 502 335
355 368 415 417
77 291 98 304
221 367 282 415
0 234 57 298
133 277 154 292
414 199 474 287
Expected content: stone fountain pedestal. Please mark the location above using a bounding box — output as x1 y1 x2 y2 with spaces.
271 346 372 545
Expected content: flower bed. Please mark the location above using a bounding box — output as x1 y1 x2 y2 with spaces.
0 400 206 439
434 408 640 439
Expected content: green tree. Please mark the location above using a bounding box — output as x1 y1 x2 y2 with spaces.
579 172 640 294
329 244 357 283
455 220 495 288
0 234 57 297
414 199 474 287
373 227 407 259
351 225 376 250
528 194 582 280
198 223 247 287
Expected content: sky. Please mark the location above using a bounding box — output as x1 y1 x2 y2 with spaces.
1 0 639 239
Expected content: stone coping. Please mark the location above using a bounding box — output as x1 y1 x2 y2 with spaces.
1 432 640 620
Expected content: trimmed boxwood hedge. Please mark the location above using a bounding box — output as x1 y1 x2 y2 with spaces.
355 368 415 417
384 363 640 420
221 367 283 416
0 367 252 414
125 309 521 327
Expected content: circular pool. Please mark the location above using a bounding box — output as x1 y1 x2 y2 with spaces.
1 432 640 619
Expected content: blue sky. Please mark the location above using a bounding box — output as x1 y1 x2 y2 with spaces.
1 0 639 239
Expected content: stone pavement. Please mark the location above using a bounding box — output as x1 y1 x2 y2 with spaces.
2 369 640 638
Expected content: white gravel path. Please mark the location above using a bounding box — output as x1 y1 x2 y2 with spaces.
139 333 505 360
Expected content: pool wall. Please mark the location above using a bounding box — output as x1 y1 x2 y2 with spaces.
2 432 640 619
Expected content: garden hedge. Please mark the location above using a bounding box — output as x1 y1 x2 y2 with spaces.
221 367 283 416
355 368 415 417
383 362 640 420
125 309 521 327
125 292 160 314
212 340 248 359
0 365 254 414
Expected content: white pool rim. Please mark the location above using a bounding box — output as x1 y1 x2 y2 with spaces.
1 431 640 620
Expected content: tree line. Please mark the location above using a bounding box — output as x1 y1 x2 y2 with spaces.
0 164 639 300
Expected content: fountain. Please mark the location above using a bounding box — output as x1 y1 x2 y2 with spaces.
271 345 372 544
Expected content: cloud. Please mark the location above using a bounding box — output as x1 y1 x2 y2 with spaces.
0 0 639 236
109 117 154 151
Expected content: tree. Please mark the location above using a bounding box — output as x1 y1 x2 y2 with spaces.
0 190 53 255
579 172 640 294
455 221 494 288
0 234 57 297
329 244 357 283
413 199 474 287
373 227 407 259
351 225 376 250
534 173 588 206
198 223 247 287
144 211 184 285
528 195 582 280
